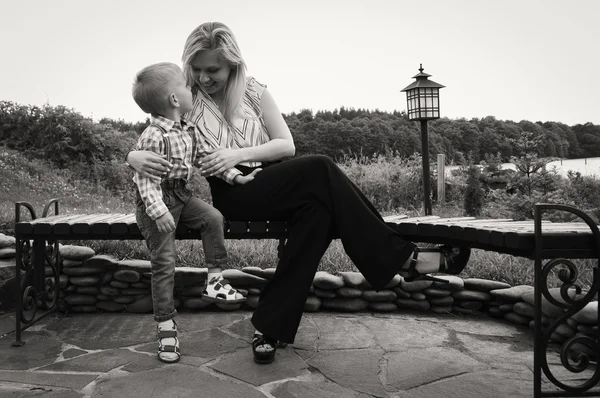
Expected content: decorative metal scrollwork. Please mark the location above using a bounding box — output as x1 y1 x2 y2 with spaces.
537 259 600 393
534 203 600 397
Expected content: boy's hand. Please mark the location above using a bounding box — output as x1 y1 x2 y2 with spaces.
233 168 262 185
155 212 175 233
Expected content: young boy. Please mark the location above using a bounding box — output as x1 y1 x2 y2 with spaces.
131 62 258 363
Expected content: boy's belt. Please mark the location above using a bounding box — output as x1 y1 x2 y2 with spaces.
161 179 187 189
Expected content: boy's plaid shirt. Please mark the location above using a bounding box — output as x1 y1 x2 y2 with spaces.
134 115 242 220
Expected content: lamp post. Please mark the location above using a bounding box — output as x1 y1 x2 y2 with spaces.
401 64 445 216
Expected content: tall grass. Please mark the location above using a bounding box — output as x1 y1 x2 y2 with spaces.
0 147 596 290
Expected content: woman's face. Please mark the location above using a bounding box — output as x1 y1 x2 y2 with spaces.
189 49 231 97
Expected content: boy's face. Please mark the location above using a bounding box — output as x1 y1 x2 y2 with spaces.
172 72 193 114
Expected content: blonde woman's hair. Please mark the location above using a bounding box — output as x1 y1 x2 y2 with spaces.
182 22 247 124
132 62 181 115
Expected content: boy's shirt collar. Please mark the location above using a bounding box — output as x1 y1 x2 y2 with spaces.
149 115 192 131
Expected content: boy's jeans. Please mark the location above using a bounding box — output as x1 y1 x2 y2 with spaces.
136 179 228 322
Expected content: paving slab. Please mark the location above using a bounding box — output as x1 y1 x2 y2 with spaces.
0 311 595 397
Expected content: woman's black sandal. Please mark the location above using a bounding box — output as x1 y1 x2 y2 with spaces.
252 333 277 364
401 245 471 283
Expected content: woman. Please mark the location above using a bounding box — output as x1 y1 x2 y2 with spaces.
127 21 469 364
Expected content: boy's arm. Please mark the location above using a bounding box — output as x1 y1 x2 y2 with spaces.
192 126 243 185
134 129 169 220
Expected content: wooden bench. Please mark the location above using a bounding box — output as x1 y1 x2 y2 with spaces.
12 199 600 397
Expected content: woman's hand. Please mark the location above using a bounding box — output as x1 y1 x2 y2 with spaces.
233 168 262 185
127 151 173 179
200 148 244 176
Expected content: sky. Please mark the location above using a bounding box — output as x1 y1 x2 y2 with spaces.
1 0 599 126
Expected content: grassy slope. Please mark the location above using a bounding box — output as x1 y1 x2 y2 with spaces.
0 146 593 288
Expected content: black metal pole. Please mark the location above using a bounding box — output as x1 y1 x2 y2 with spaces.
420 120 432 215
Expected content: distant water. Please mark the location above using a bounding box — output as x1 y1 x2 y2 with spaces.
446 157 600 178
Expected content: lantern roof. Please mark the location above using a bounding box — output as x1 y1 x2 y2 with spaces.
401 64 445 92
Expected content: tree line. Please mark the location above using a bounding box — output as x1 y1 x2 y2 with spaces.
1 101 599 182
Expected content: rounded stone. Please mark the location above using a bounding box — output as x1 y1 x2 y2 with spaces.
76 286 99 295
337 271 365 288
410 292 427 301
262 268 276 280
395 298 431 312
64 294 97 306
69 276 100 287
179 286 205 297
452 290 492 301
183 297 212 310
313 271 344 290
70 306 97 313
241 266 264 278
362 290 397 302
101 272 113 285
113 270 141 283
62 267 105 276
59 245 95 261
321 298 368 312
430 305 453 314
487 306 504 318
336 287 363 298
215 302 242 311
452 306 477 315
456 300 484 311
368 302 398 312
490 285 534 302
96 301 125 312
423 287 452 297
118 259 152 273
392 286 411 299
0 248 16 259
61 259 84 268
83 254 119 269
431 275 464 291
121 288 150 296
498 303 514 313
429 296 454 306
572 301 598 325
125 295 153 313
504 311 531 326
131 282 149 289
110 280 130 289
304 296 321 312
400 279 433 292
513 301 535 318
463 278 511 292
314 288 336 299
521 288 576 318
222 269 267 287
100 286 120 296
244 295 260 310
555 323 576 338
0 233 16 248
113 296 136 304
59 274 69 289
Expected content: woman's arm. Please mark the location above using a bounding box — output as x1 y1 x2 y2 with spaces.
199 88 296 176
239 88 296 162
126 151 173 178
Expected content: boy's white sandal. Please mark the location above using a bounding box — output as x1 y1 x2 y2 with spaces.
202 275 247 304
157 320 180 363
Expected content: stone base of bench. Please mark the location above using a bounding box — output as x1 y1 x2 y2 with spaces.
8 244 589 353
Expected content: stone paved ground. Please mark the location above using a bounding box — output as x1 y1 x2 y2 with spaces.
0 311 595 397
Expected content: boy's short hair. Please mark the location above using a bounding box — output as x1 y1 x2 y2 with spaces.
132 62 182 115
